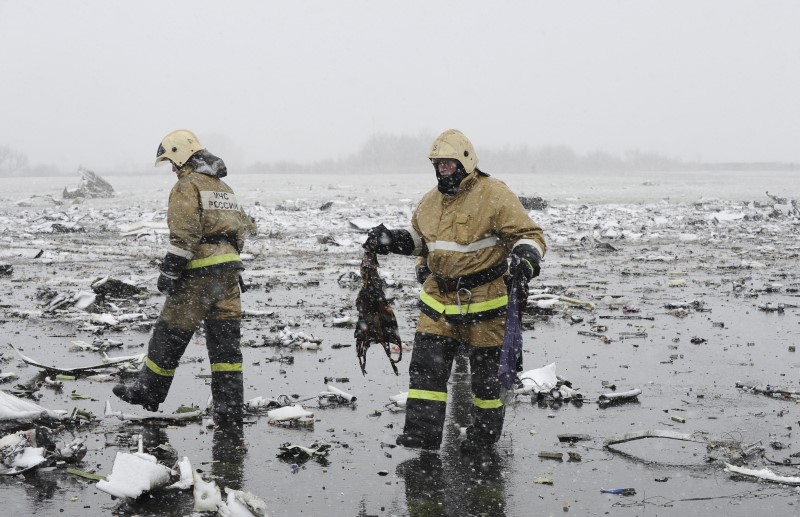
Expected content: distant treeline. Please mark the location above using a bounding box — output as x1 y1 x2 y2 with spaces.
2 135 799 177
244 133 799 174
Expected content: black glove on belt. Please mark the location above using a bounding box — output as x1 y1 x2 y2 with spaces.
158 252 189 295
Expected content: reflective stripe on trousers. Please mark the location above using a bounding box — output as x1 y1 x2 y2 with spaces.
403 333 504 445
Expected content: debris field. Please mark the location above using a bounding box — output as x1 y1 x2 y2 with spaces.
0 171 799 516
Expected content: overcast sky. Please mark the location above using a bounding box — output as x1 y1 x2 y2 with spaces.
1 1 799 172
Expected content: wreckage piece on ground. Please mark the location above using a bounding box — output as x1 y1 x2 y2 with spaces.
63 166 114 199
518 195 548 210
598 388 642 407
91 277 148 300
267 404 314 425
0 426 88 476
9 344 144 376
0 430 48 476
319 384 356 405
97 447 174 499
0 391 68 429
604 429 761 466
103 400 205 422
724 463 800 486
735 382 800 400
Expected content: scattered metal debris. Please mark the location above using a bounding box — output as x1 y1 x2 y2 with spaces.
63 166 114 199
601 488 637 496
518 196 548 210
604 430 759 466
598 388 642 407
267 404 314 426
104 400 205 422
9 344 144 376
736 382 800 400
0 390 68 426
277 442 331 462
724 463 800 486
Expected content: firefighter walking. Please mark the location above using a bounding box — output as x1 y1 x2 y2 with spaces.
365 129 546 452
113 129 246 427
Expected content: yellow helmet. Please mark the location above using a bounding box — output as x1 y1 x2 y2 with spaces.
155 129 205 167
428 129 478 174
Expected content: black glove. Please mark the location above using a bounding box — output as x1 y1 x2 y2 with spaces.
363 225 416 255
158 252 189 295
364 224 393 254
157 273 180 295
415 262 431 284
509 244 542 282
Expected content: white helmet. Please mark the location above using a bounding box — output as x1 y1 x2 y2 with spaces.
155 129 205 167
428 129 478 174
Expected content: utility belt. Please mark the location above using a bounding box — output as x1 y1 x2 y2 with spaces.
199 233 239 248
433 261 507 294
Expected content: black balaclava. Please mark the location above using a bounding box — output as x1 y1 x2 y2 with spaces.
436 162 469 196
187 149 228 178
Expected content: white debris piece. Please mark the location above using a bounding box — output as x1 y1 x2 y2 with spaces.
219 487 270 517
104 400 204 421
0 372 18 383
242 309 275 317
0 390 67 423
118 221 169 237
0 430 48 475
515 363 559 395
72 291 97 311
388 391 408 410
724 463 800 486
530 298 564 309
90 313 119 326
102 352 145 365
707 211 745 222
267 404 313 423
635 254 673 262
348 218 377 231
332 314 357 327
245 396 284 412
9 344 142 375
167 457 194 490
193 469 223 512
323 385 356 403
264 328 322 348
96 449 173 499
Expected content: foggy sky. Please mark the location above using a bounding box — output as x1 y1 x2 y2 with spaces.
1 0 799 173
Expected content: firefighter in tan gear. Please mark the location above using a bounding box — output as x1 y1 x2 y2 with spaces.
365 129 546 452
113 129 246 427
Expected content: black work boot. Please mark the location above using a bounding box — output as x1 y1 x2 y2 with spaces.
211 368 244 427
206 318 244 428
396 433 440 451
112 383 160 412
459 425 498 454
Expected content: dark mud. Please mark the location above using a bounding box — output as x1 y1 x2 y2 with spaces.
1 173 800 516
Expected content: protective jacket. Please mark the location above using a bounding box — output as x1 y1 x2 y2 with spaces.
166 166 245 274
406 171 546 345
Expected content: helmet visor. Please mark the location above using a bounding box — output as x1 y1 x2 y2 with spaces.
155 143 171 166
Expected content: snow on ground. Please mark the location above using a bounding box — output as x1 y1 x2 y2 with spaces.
0 171 799 516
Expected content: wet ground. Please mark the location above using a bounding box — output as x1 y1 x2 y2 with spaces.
1 171 800 516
